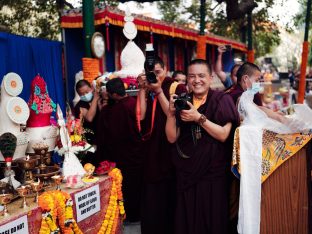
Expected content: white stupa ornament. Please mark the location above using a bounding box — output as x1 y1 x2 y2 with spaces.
114 8 145 78
0 73 30 161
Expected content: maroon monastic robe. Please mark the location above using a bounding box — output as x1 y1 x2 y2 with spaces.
140 77 186 234
227 84 262 106
173 90 239 234
96 96 143 222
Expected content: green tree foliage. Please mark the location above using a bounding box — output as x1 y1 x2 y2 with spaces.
294 0 312 65
157 0 280 58
0 0 62 40
157 0 187 24
94 0 119 8
0 0 119 40
294 0 307 27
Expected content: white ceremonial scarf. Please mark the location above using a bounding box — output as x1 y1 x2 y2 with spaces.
238 126 262 234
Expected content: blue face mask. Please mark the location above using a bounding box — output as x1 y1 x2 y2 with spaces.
80 91 93 102
249 82 261 94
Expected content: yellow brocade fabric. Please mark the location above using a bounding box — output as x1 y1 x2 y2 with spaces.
232 128 312 183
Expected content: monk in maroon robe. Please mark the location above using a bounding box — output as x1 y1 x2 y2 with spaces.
166 59 239 234
137 57 186 234
227 62 287 123
226 83 262 106
226 62 287 233
96 78 143 222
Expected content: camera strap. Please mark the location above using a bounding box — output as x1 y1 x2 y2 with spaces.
136 94 157 141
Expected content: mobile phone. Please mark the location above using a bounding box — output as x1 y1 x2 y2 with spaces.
225 45 232 51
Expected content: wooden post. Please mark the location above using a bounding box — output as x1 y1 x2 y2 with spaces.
197 0 206 59
298 0 312 103
247 12 254 63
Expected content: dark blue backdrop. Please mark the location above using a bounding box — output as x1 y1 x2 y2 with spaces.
0 32 65 113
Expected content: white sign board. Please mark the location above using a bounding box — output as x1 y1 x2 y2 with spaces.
74 184 101 222
0 215 29 234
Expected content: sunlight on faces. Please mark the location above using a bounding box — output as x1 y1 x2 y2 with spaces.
77 85 92 96
187 64 212 97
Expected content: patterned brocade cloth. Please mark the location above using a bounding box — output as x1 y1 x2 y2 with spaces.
232 128 312 183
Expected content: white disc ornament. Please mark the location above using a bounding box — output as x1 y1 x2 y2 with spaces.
123 22 137 40
3 72 23 97
6 97 30 124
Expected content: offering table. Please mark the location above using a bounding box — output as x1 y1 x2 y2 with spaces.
0 175 122 233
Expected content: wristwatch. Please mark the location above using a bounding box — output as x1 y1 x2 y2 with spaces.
197 114 207 126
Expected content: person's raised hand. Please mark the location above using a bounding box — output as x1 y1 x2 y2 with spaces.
137 73 147 90
93 88 100 100
217 45 226 54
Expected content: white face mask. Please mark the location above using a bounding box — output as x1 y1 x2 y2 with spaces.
249 82 261 94
80 91 93 102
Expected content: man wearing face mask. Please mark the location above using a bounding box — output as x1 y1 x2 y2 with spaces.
228 62 286 123
227 62 286 234
74 79 100 148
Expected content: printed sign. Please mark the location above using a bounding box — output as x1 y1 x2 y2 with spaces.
0 215 29 234
74 184 101 222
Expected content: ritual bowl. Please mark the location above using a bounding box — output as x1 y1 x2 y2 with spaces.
32 145 49 156
16 185 30 197
30 180 43 203
32 166 60 179
16 185 30 208
16 156 37 170
26 126 58 153
0 194 13 204
0 193 13 216
30 181 43 192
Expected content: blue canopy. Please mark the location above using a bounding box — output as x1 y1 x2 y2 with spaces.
0 32 65 113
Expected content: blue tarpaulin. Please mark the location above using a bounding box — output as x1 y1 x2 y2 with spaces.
0 32 65 112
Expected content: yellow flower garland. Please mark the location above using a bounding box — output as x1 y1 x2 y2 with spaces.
38 190 83 234
98 168 125 234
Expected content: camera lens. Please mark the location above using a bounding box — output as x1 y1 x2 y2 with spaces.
146 72 157 84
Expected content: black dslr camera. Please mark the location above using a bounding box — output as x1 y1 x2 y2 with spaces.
174 93 191 111
144 43 157 84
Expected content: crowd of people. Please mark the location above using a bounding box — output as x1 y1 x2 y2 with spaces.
73 51 288 234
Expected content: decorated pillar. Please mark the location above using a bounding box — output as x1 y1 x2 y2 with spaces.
197 0 206 59
82 0 100 83
247 12 254 63
298 0 312 103
83 0 94 57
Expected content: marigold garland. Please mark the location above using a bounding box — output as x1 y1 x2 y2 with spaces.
38 190 83 234
98 168 125 234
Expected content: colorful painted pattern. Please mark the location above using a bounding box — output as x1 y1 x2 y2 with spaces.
232 128 312 183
